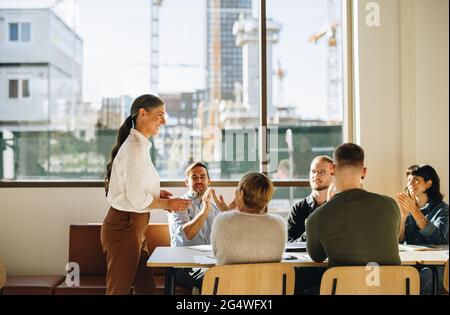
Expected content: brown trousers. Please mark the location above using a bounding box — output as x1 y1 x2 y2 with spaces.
101 207 155 295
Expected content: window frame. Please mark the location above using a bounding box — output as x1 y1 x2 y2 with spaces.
0 0 354 188
8 21 32 43
22 79 30 98
7 78 31 99
8 79 19 98
8 22 19 41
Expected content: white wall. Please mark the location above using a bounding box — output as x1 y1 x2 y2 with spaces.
0 186 236 275
354 0 449 201
0 0 448 275
412 0 449 201
354 0 402 197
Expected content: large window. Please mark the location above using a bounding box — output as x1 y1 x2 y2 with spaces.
0 0 345 190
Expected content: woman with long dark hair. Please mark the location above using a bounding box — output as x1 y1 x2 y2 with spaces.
397 164 448 245
101 94 191 295
397 164 448 295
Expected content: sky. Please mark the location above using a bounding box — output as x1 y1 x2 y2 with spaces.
0 0 343 120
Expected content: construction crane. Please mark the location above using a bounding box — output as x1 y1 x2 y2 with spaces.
309 0 341 122
150 0 163 94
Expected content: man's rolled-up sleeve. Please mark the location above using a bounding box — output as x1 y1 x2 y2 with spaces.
168 210 191 246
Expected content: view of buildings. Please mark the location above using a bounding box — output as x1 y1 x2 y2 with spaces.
0 0 343 192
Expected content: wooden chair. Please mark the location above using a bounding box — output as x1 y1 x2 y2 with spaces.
320 266 420 295
201 263 295 295
444 259 449 294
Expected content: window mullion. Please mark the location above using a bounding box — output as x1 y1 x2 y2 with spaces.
259 0 268 175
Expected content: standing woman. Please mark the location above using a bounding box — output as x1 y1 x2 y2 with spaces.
102 94 191 295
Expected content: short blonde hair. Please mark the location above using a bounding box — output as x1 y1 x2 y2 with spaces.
312 155 333 165
238 172 274 212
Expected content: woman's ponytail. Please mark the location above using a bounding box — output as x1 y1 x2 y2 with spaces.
104 115 134 196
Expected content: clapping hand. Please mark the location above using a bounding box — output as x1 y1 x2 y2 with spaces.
212 189 235 212
201 187 213 215
396 191 418 216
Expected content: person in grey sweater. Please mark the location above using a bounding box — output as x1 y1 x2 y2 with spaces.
211 172 287 266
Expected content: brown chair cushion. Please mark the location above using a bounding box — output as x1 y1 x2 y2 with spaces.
69 224 106 275
54 276 106 295
145 223 171 253
2 275 65 295
145 223 171 276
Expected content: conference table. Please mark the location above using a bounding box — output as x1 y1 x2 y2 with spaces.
147 245 449 295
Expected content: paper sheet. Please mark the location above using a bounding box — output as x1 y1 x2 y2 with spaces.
398 244 442 251
194 255 216 265
187 245 213 252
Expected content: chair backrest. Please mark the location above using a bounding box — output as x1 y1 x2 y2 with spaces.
145 223 171 276
145 223 170 254
69 224 106 275
67 223 170 277
320 266 420 295
201 263 295 295
444 259 449 294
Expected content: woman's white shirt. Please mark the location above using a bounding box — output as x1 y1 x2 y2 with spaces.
106 128 160 213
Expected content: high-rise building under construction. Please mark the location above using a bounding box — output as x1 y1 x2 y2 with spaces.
206 0 252 104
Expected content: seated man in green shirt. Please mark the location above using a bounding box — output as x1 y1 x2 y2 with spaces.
306 143 401 267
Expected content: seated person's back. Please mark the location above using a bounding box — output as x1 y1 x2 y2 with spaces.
306 143 401 267
211 172 287 265
212 210 286 265
308 189 401 266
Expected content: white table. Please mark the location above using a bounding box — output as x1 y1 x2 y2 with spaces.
147 246 448 295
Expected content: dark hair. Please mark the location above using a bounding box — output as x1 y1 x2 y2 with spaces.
104 94 164 195
333 143 364 168
185 161 210 179
406 164 443 202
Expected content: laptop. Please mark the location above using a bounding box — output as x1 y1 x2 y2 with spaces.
285 242 307 252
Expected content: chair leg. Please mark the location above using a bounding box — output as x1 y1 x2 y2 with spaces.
331 278 338 295
213 277 220 295
406 278 410 295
